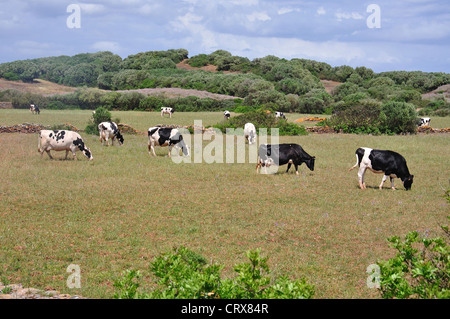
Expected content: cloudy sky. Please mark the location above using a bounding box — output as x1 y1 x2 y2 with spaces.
1 0 449 73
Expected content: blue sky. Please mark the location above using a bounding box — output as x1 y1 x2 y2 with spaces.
1 0 449 73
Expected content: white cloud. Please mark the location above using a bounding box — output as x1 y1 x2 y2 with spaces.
91 41 121 52
247 11 271 22
219 0 258 6
278 7 301 15
335 11 364 21
317 6 326 15
170 13 218 52
78 3 106 15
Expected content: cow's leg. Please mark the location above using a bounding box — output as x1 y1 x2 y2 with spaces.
148 143 157 157
286 163 292 173
379 175 388 190
168 145 172 158
294 164 299 175
390 177 396 190
358 167 367 189
65 150 70 160
256 158 261 173
46 150 53 160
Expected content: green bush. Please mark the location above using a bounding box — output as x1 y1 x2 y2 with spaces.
85 107 111 135
213 110 308 136
377 229 449 299
381 101 418 134
113 247 315 299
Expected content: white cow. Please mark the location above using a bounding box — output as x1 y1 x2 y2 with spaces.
419 117 431 127
30 104 40 114
275 111 286 119
148 126 189 157
161 107 174 118
38 130 93 160
224 110 231 120
244 123 257 145
98 121 124 146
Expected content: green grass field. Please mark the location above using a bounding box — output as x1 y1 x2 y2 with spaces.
0 109 449 299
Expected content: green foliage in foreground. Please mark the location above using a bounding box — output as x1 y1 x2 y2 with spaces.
213 110 308 136
113 247 315 299
377 227 449 299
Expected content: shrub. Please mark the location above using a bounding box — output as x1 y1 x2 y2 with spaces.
325 100 384 134
380 101 418 134
113 247 315 299
85 106 111 135
377 229 449 299
213 110 308 136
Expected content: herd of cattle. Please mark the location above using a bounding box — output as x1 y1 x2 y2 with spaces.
35 106 416 190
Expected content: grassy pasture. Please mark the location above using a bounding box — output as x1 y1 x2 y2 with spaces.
0 109 449 299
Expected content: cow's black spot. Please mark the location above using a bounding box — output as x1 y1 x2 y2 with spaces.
73 137 85 151
49 133 53 138
157 128 172 146
55 130 65 142
148 127 159 137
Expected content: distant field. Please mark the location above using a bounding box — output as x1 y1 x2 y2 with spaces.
1 109 449 131
0 109 449 299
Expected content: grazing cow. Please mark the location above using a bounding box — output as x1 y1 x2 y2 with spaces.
98 121 124 146
348 147 414 190
275 111 286 120
256 143 315 175
38 130 93 160
224 110 231 120
244 123 257 145
148 126 189 157
419 117 431 127
30 104 40 114
161 107 174 118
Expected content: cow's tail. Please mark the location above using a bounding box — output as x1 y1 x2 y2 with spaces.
348 148 363 171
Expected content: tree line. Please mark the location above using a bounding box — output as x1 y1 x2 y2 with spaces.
0 48 449 134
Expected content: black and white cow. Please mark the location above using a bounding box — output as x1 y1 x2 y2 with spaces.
419 117 431 127
224 110 231 120
256 143 315 175
275 111 286 120
148 126 189 157
348 147 414 190
161 107 174 118
244 122 257 145
38 130 93 160
98 121 124 146
30 104 40 114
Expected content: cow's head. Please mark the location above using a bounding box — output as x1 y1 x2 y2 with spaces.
305 156 315 171
116 131 124 145
182 144 190 156
73 138 94 160
403 175 414 190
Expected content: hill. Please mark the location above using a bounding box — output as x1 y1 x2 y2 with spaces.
0 49 449 118
0 78 76 96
